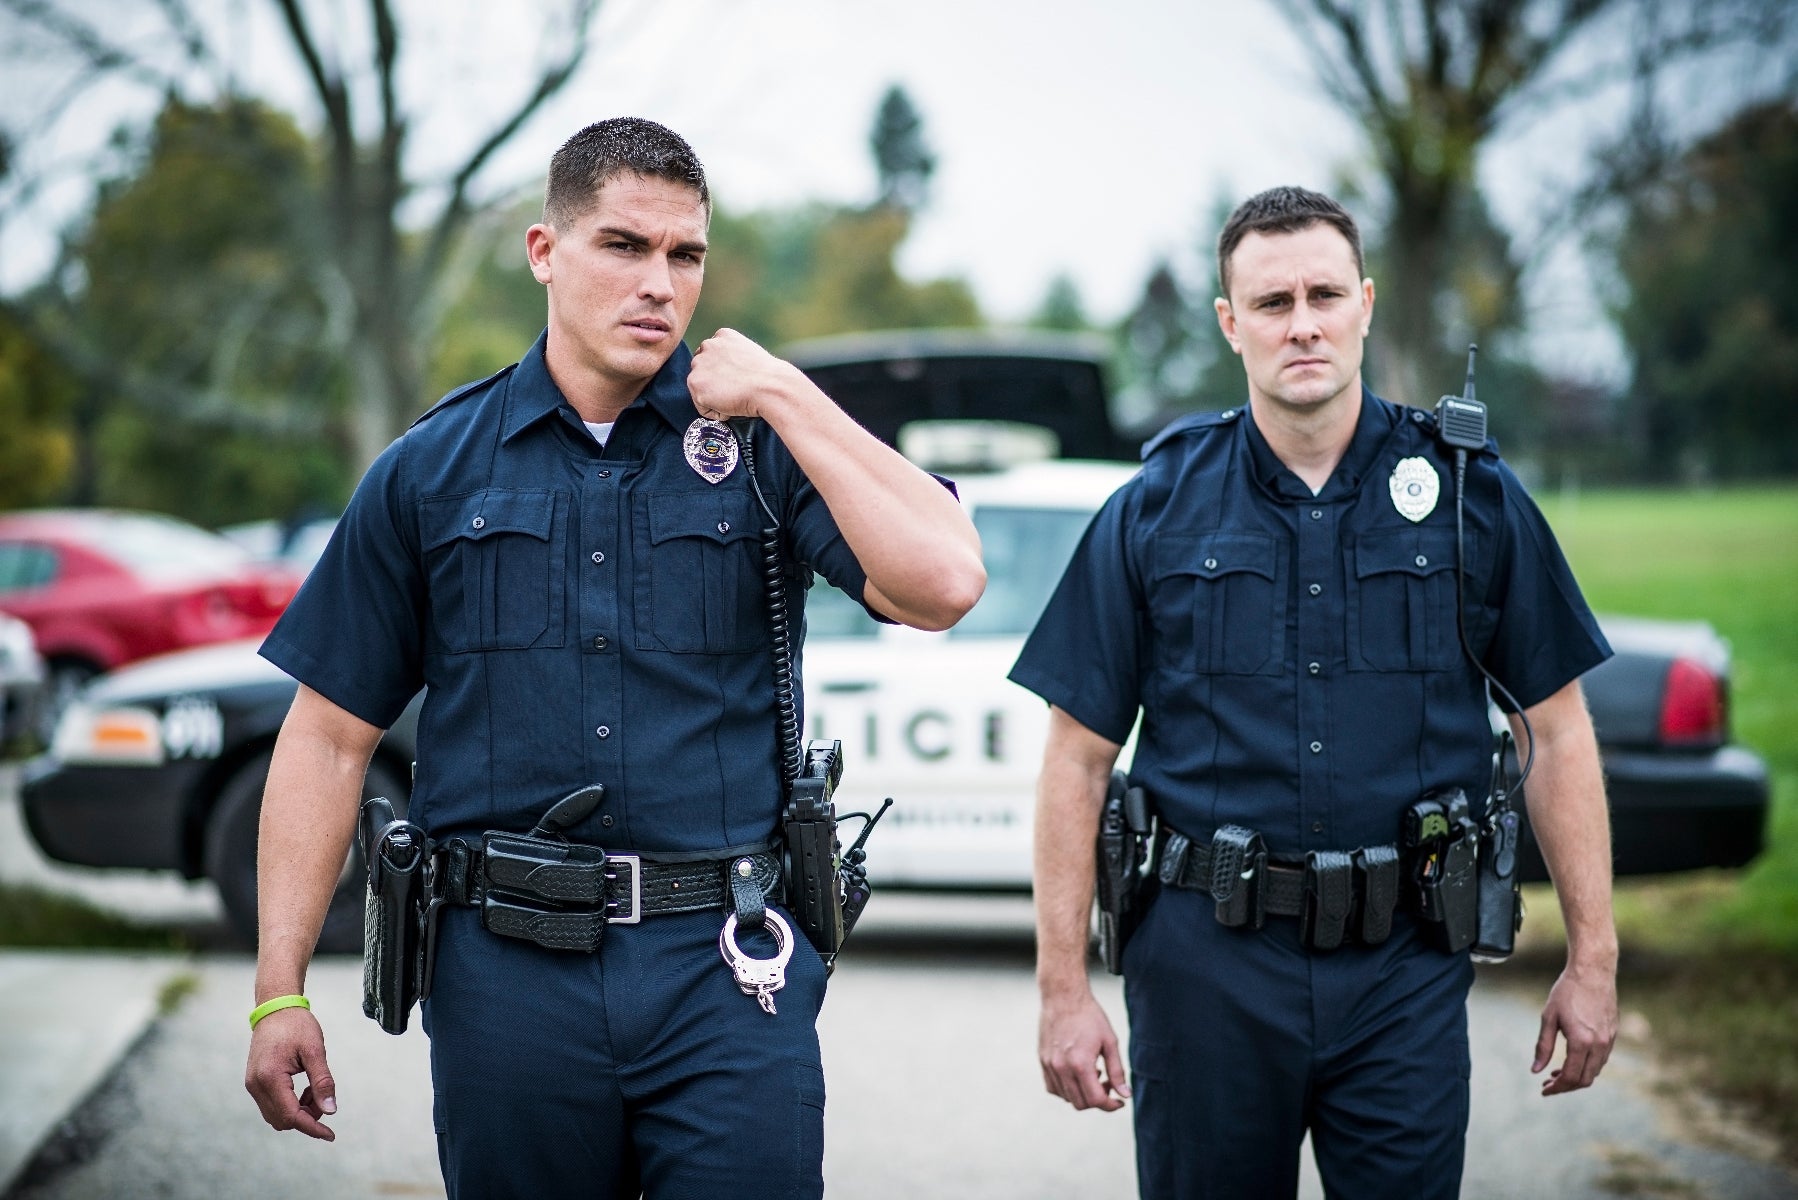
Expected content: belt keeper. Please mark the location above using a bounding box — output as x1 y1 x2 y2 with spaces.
1157 831 1192 887
726 856 767 932
1300 850 1354 951
1353 845 1401 946
1210 825 1266 930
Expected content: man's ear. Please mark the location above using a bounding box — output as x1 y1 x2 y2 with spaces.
1360 277 1375 337
526 224 555 285
1215 297 1243 354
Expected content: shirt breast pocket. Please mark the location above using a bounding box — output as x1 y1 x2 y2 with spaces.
1348 529 1462 671
1149 533 1284 676
634 493 763 654
420 489 563 654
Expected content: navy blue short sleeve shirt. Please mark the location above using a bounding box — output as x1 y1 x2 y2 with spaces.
1009 391 1610 857
262 335 874 850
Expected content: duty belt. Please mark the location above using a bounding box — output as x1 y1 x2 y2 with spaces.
433 838 783 953
1155 824 1403 951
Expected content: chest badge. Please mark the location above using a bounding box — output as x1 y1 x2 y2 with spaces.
683 418 739 485
1389 457 1440 523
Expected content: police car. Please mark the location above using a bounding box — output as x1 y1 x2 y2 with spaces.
803 440 1140 889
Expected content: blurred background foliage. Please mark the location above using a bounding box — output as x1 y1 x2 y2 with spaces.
1 2 1794 519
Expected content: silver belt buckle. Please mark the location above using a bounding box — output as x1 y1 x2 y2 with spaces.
604 853 642 924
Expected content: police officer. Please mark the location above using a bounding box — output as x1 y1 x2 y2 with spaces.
1012 187 1618 1198
242 117 984 1198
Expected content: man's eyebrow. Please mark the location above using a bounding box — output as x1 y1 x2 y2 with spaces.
1247 286 1293 306
596 225 708 255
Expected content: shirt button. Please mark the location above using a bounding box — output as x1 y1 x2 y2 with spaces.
1310 509 1322 520
598 469 612 479
471 516 485 530
591 551 605 564
1310 741 1323 754
601 814 615 828
1308 583 1322 596
1204 557 1218 570
596 725 611 739
1415 554 1428 567
593 635 608 651
717 521 730 534
1311 821 1324 833
1308 661 1321 675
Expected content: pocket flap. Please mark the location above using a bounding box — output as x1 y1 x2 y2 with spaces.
421 489 553 551
1354 529 1458 580
647 494 759 547
1155 532 1277 581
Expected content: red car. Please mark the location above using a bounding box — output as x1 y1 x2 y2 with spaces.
0 509 303 731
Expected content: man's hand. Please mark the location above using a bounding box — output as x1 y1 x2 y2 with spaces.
687 327 802 422
1532 962 1617 1095
245 1007 339 1140
1039 987 1131 1112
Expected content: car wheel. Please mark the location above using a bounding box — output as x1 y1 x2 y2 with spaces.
203 750 409 955
36 658 101 746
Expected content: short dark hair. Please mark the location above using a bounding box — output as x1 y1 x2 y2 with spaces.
543 117 709 226
1216 186 1363 299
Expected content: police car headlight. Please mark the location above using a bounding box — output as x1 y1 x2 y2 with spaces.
50 702 167 766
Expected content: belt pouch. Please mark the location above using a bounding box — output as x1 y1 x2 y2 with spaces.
481 832 609 905
1300 850 1354 951
1352 845 1400 945
360 796 429 1035
1210 825 1266 930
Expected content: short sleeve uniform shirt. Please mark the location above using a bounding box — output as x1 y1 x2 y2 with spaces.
262 335 873 851
1009 391 1610 857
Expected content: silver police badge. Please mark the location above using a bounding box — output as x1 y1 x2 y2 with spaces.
683 417 739 485
1389 457 1440 523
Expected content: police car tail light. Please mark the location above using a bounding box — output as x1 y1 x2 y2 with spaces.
51 703 167 766
1657 657 1726 749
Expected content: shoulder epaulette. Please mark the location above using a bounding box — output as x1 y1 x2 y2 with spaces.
1140 406 1244 461
408 362 518 429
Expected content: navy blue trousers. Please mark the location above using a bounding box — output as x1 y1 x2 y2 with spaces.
1124 886 1474 1200
422 903 829 1200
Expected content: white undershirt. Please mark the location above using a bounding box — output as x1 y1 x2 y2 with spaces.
584 421 614 448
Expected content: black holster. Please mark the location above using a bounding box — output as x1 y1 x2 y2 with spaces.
783 739 850 958
1095 772 1153 974
1472 734 1525 963
359 796 433 1035
1405 788 1479 955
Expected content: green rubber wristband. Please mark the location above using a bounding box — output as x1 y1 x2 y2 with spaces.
249 994 311 1029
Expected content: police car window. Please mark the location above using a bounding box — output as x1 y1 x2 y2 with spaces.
805 583 882 639
949 506 1095 638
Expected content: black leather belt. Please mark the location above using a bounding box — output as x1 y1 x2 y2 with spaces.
1154 824 1405 949
432 839 783 953
1157 834 1307 915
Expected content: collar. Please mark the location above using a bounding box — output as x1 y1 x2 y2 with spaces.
501 334 700 444
1241 387 1403 503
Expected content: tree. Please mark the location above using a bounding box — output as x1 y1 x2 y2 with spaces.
1111 261 1240 433
1611 101 1798 480
0 0 601 476
1030 274 1091 333
0 311 76 508
1272 0 1788 408
869 84 936 214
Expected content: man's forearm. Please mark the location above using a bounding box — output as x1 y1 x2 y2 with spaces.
755 375 984 631
1512 690 1617 971
1034 712 1122 998
254 693 381 1002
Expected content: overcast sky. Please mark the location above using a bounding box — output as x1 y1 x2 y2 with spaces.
8 0 1777 382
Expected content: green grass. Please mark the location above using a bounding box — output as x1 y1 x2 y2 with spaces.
0 882 193 951
1528 485 1798 1158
